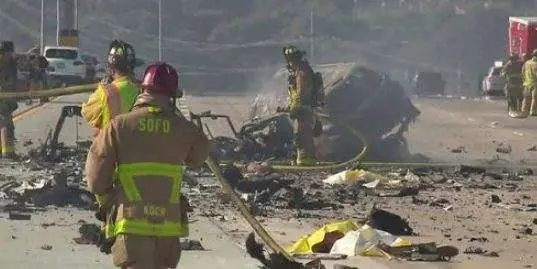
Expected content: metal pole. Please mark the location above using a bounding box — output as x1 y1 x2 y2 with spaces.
309 8 314 62
40 0 44 54
75 0 78 30
56 0 60 46
158 0 162 61
353 0 358 24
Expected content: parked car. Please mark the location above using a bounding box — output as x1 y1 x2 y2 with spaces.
482 63 505 96
414 71 445 95
44 46 86 85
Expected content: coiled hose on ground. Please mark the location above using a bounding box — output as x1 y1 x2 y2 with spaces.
233 108 370 172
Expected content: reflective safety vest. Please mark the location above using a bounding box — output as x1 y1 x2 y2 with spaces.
105 162 188 238
101 77 139 128
523 59 537 89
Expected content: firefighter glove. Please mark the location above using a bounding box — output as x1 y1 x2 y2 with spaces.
96 231 115 255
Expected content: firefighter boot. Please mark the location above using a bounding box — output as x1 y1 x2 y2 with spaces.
521 96 531 118
0 125 15 159
296 150 316 166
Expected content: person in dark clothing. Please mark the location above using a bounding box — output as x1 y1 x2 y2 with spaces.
0 41 18 158
501 54 524 117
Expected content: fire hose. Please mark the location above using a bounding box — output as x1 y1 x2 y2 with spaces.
232 108 370 173
0 83 97 100
205 157 295 261
203 108 371 263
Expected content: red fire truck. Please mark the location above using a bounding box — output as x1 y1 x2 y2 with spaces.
508 17 537 57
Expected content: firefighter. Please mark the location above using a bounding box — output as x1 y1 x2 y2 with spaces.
283 45 317 166
85 62 209 268
0 41 18 159
522 49 537 117
81 40 139 138
27 52 49 104
501 54 524 117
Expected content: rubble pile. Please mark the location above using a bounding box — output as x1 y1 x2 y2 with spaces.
190 164 537 222
0 140 94 216
249 62 422 162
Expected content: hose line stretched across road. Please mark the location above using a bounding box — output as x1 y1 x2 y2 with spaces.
0 83 97 100
205 157 296 261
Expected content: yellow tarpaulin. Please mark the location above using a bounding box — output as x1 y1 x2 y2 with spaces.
286 220 360 254
286 220 412 257
330 224 412 257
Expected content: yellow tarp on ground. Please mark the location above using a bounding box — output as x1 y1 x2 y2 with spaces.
330 224 412 257
286 220 360 254
286 220 412 257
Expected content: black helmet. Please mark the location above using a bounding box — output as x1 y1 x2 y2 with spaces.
107 40 136 73
0 41 14 54
283 45 304 60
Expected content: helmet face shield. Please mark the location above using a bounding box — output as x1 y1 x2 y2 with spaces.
107 40 136 72
283 45 303 62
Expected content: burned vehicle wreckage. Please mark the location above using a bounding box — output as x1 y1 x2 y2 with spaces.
42 62 420 165
204 63 421 164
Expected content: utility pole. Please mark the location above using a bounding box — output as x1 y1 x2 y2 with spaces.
56 0 60 46
353 0 358 24
457 61 462 97
309 7 314 62
40 0 44 54
75 0 78 30
158 0 162 61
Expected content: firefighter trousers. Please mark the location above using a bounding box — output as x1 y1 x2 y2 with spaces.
291 107 316 164
112 234 181 269
505 86 523 112
522 86 537 116
0 114 15 158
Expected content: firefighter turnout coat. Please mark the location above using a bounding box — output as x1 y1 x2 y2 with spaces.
81 75 140 135
84 93 209 238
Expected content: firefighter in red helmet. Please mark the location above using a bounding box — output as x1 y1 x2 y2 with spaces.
85 62 209 268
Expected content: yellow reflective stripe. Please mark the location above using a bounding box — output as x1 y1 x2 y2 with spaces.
118 169 142 201
170 176 180 204
1 146 14 154
114 218 188 237
105 222 115 238
117 163 183 203
148 106 162 113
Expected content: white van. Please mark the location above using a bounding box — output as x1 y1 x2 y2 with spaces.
44 46 86 83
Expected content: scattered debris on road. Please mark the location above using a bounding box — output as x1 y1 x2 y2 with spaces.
491 194 502 203
74 223 101 245
496 143 512 154
180 239 205 251
450 146 466 153
8 211 31 220
40 244 53 251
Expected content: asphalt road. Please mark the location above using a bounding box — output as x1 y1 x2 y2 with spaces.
2 92 536 268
